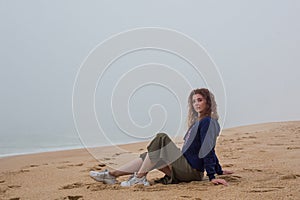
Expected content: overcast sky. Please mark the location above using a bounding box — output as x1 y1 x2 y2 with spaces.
0 1 299 150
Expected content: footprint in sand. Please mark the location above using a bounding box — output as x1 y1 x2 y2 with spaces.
57 163 84 169
0 186 8 194
97 159 117 167
243 168 263 172
242 136 257 139
274 135 286 138
267 143 285 146
132 184 169 192
91 166 102 171
94 163 107 169
81 168 94 173
287 146 300 150
219 175 242 183
101 157 114 161
0 180 5 183
94 166 102 170
112 153 121 157
63 195 83 200
87 183 122 191
19 169 30 173
98 163 106 167
248 186 284 193
60 161 71 164
57 166 68 169
9 198 20 200
85 163 107 172
68 163 84 167
107 162 116 166
8 185 21 189
60 182 85 190
222 164 234 167
19 164 39 172
112 152 129 157
280 174 299 180
87 183 108 191
180 195 193 198
248 188 278 193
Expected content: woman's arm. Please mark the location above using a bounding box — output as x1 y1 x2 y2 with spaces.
199 118 218 181
204 153 229 185
199 118 229 185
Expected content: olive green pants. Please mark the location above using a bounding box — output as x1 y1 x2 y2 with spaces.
140 133 203 183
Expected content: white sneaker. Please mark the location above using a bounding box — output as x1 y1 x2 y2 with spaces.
120 172 150 187
89 169 116 184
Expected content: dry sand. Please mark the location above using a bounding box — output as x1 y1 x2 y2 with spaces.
0 121 300 200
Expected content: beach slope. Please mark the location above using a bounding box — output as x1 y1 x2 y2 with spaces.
0 121 299 200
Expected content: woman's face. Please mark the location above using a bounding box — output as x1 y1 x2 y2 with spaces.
192 94 207 115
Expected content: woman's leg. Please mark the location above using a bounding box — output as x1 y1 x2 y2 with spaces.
136 133 180 178
136 153 156 177
157 165 172 177
113 133 179 178
136 153 172 177
110 157 143 177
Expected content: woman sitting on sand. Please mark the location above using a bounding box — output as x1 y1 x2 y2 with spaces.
90 88 232 187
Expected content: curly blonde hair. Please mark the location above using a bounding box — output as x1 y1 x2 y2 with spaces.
187 88 219 128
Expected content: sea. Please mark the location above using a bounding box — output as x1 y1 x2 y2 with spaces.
0 132 84 158
0 131 160 158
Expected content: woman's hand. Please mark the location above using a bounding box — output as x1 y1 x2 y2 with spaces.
211 178 228 186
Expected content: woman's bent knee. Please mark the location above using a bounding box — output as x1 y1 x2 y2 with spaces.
156 132 168 138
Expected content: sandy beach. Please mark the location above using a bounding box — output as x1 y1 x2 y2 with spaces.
0 121 299 200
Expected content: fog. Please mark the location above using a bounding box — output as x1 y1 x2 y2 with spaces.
0 1 299 154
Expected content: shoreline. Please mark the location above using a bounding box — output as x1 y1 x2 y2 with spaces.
2 120 298 159
0 146 85 159
0 138 156 159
